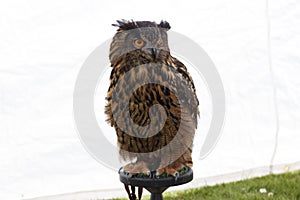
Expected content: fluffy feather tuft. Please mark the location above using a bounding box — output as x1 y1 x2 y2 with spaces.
112 19 171 31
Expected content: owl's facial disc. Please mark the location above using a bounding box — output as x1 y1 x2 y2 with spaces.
138 30 168 59
132 36 162 60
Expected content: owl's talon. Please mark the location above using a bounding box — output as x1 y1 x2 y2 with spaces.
127 173 132 178
123 161 149 177
146 170 151 177
124 171 131 177
174 171 179 181
155 171 160 179
118 167 123 174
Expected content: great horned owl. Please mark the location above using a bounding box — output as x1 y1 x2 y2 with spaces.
105 20 199 178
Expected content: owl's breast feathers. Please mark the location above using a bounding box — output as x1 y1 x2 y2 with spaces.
105 54 199 158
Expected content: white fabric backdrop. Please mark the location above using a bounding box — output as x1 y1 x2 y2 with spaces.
1 0 299 199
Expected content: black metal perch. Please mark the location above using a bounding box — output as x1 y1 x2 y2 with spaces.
119 167 193 200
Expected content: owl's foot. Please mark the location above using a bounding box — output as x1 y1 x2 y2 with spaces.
123 161 150 177
155 162 185 178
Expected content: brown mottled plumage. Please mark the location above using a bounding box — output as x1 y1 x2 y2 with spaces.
105 20 199 178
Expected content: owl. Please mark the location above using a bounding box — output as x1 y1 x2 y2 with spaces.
105 20 199 178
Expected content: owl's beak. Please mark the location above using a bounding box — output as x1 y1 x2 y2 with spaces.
150 48 159 60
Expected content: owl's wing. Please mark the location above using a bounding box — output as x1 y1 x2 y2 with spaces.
169 56 199 127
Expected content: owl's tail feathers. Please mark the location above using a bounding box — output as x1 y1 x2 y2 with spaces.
124 184 143 200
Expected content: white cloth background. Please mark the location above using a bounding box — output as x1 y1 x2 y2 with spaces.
1 0 299 199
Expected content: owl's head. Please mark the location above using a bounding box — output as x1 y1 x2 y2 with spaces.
109 20 171 63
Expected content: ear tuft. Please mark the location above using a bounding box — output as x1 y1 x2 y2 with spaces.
158 21 171 30
112 19 128 28
112 20 171 31
112 19 137 31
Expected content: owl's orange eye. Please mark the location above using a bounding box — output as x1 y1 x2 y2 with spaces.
133 39 145 47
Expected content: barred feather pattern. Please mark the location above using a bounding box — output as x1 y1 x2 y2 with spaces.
105 21 199 172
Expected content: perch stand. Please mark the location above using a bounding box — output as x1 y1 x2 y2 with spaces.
119 166 193 200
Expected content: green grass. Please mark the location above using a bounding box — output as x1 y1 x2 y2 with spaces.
113 170 300 200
